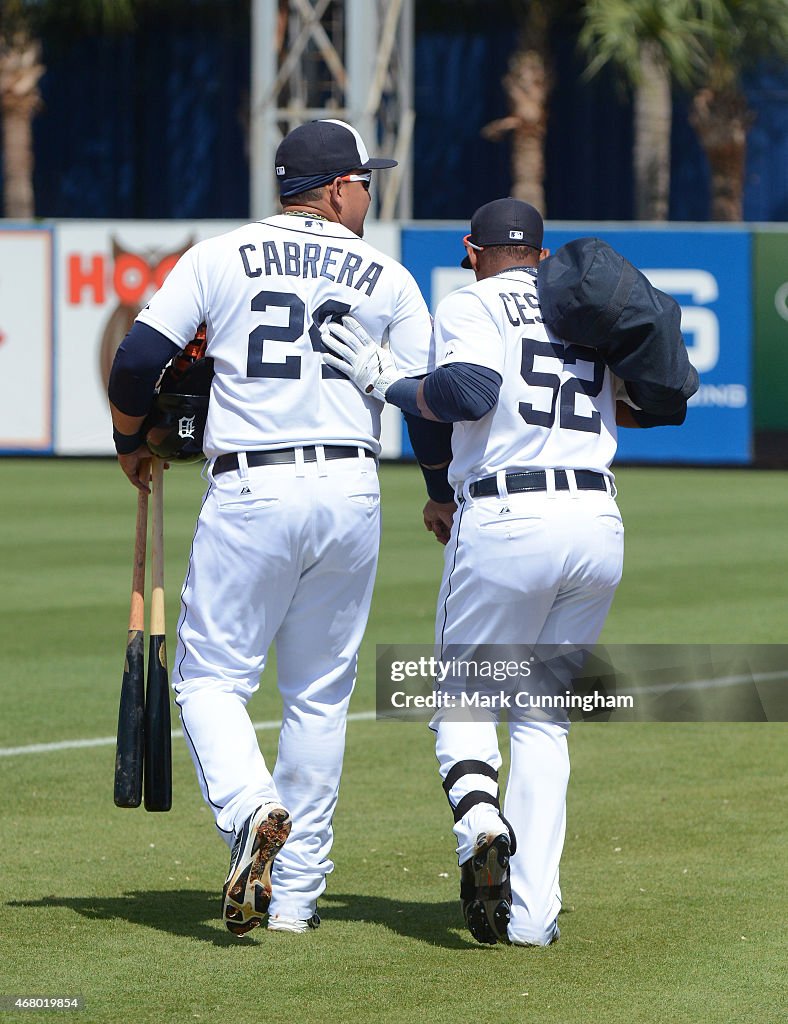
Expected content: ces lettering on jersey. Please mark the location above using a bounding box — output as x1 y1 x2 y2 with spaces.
499 288 543 327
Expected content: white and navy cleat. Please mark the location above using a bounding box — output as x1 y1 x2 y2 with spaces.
222 803 292 936
460 831 513 945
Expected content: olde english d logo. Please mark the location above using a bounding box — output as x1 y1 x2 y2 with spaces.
178 415 196 439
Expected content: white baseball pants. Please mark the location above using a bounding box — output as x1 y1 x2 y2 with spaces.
433 486 624 945
172 451 380 921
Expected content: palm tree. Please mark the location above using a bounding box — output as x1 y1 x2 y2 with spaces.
0 0 134 218
0 1 43 218
686 0 788 221
578 0 708 220
578 0 788 221
482 1 553 213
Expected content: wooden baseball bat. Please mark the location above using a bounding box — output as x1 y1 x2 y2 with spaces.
114 460 150 808
144 457 172 811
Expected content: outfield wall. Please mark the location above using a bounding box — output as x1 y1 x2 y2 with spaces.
1 219 785 463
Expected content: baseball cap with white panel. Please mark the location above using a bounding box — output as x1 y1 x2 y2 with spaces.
274 119 397 198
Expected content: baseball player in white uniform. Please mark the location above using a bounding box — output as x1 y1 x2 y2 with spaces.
321 198 627 947
108 119 433 936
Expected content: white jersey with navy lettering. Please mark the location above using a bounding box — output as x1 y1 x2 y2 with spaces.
140 210 433 928
137 213 433 457
431 264 625 948
433 267 617 489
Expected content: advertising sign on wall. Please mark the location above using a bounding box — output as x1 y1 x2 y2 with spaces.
0 228 53 453
401 224 752 465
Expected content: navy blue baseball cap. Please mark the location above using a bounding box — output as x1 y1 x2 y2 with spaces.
275 119 397 198
461 197 544 268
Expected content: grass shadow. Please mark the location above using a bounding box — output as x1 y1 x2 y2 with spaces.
7 890 244 947
8 890 487 950
323 892 571 947
320 892 482 950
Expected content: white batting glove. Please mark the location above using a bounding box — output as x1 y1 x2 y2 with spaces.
320 315 404 401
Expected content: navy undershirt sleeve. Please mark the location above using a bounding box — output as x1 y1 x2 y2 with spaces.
385 376 420 416
403 413 455 503
108 322 181 416
423 362 501 421
387 362 501 423
404 413 453 466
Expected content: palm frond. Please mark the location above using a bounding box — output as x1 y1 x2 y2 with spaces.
578 0 788 89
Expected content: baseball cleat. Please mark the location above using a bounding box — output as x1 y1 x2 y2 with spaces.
460 831 512 945
222 803 292 936
267 912 321 934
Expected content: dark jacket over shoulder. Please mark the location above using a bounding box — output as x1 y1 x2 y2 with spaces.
537 237 700 423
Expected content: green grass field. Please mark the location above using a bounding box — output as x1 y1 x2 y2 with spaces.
0 460 786 1023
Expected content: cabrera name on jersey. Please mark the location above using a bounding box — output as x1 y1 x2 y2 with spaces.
136 215 433 457
434 268 617 487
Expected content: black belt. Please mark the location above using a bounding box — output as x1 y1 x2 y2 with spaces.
468 469 608 498
213 446 375 476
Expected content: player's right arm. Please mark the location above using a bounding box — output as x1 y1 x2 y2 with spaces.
134 243 207 348
321 288 502 516
387 288 504 422
399 292 503 423
108 245 206 489
108 324 182 490
324 289 503 423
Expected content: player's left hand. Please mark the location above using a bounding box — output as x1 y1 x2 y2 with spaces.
423 498 456 546
320 315 404 401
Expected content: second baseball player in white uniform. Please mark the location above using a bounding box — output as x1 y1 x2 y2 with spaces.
108 120 433 936
322 198 626 946
426 203 624 947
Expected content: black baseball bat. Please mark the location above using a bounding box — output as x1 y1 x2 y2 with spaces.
144 458 172 811
114 461 150 808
